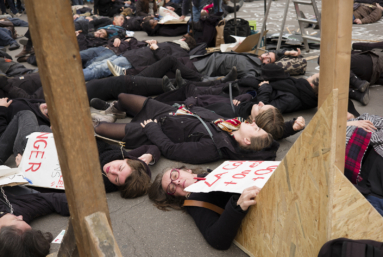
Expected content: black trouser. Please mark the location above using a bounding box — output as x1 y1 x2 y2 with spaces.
353 41 383 52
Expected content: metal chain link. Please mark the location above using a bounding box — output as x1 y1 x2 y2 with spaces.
0 187 13 214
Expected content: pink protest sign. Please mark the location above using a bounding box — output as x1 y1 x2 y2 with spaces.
185 161 280 194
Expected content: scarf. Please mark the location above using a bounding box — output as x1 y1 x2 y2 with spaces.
172 39 190 51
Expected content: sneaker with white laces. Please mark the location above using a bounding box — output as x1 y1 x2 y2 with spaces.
101 101 126 119
107 60 126 77
91 112 116 128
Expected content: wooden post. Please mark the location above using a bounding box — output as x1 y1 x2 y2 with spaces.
24 1 117 256
318 0 353 172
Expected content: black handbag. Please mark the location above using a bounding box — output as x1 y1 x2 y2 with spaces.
223 18 251 44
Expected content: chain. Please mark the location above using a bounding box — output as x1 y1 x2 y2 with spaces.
0 187 13 214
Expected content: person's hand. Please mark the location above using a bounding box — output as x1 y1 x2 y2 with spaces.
126 16 131 19
180 15 185 20
259 81 269 87
150 43 159 50
233 99 240 106
75 30 82 37
125 38 132 42
347 112 355 120
354 18 362 24
145 39 157 45
237 186 261 211
377 3 383 11
293 116 305 131
85 17 93 21
113 38 121 47
288 48 301 57
140 119 157 128
166 6 175 11
138 153 153 164
347 120 377 132
73 14 80 20
15 153 22 167
0 98 12 107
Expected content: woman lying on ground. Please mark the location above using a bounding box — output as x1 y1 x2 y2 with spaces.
91 93 278 164
148 166 260 250
0 110 158 198
0 186 69 257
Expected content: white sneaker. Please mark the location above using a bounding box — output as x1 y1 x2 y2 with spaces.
91 112 116 127
107 60 126 77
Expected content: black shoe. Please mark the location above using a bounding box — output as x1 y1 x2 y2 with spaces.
162 76 177 92
349 87 370 106
350 75 370 93
90 98 111 110
220 66 237 83
175 69 186 88
8 42 20 51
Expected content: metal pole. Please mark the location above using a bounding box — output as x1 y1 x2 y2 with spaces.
276 0 290 50
255 0 272 55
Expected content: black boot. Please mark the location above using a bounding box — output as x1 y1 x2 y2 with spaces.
221 66 237 83
349 87 370 106
175 69 187 88
162 76 177 92
350 75 370 92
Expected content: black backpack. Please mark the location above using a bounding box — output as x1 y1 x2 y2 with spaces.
318 238 383 257
223 18 251 44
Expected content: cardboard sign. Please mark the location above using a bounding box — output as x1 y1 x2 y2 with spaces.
52 230 66 244
185 161 280 194
0 166 28 187
20 133 64 190
158 7 189 24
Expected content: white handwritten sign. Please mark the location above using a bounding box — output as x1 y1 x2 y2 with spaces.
158 7 189 24
20 133 64 190
0 166 28 187
185 161 280 194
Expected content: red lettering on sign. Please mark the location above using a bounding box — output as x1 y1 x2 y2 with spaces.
56 176 64 188
252 177 265 181
36 133 49 139
204 172 228 187
232 170 251 179
249 161 263 168
222 161 244 170
29 150 45 160
51 181 56 187
33 140 47 150
254 165 278 175
224 181 237 186
25 162 42 172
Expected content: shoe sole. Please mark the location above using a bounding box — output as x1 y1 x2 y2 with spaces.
358 81 370 93
361 89 370 106
100 110 126 119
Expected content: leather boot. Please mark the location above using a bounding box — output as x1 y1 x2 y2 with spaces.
175 69 186 88
15 45 34 58
350 74 370 93
349 87 370 106
162 76 177 92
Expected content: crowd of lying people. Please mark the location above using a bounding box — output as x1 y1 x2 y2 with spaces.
1 0 383 256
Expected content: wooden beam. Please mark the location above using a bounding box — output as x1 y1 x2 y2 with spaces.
85 212 123 257
235 90 338 257
24 1 116 256
318 0 353 172
57 220 79 257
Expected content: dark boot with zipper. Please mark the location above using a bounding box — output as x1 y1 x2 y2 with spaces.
349 87 370 106
350 74 370 93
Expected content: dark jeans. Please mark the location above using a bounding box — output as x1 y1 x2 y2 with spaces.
0 0 17 14
0 110 51 165
0 27 16 46
366 195 383 216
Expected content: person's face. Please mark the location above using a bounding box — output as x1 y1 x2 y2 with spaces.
95 29 107 38
39 103 49 119
237 122 268 145
0 214 31 233
161 168 196 197
259 52 276 64
114 16 124 26
103 159 132 186
250 102 275 121
306 73 319 87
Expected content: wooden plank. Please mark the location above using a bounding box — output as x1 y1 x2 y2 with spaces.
24 1 115 256
318 0 353 172
235 90 338 257
331 166 383 241
85 212 123 257
57 220 79 257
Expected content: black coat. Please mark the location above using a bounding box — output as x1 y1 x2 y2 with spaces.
96 139 160 192
122 16 145 31
148 24 188 37
5 73 44 100
358 147 383 198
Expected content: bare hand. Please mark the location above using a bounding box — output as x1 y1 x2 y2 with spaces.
145 39 157 45
113 38 121 47
347 112 355 120
233 99 240 106
166 6 175 11
289 48 301 57
259 81 269 87
73 14 80 20
140 119 157 128
15 154 22 167
180 15 185 20
354 19 362 24
293 116 305 131
138 153 153 164
237 186 261 211
75 30 82 37
347 120 377 133
0 98 12 107
150 43 159 50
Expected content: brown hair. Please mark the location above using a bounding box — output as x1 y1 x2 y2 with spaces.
239 133 274 151
254 108 285 139
311 76 319 95
118 159 151 199
0 226 53 257
141 0 158 15
148 166 206 211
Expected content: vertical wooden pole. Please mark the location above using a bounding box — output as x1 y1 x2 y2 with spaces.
318 0 353 172
24 1 114 256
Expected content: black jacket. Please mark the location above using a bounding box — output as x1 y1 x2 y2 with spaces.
147 24 188 37
122 16 145 31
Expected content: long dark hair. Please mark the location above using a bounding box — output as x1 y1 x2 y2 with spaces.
148 166 206 211
141 0 157 14
119 159 151 198
0 226 53 257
